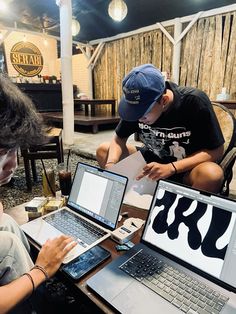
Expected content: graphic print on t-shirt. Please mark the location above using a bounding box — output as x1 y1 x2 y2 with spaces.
138 123 191 162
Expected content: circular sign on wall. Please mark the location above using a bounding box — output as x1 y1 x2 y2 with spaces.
10 41 44 77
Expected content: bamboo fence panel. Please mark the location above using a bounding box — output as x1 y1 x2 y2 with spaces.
94 11 236 112
94 27 173 110
210 15 222 98
180 12 236 100
226 12 236 99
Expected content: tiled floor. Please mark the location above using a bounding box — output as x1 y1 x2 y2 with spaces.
67 128 236 199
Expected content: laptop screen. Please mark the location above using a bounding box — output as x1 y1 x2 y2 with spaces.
67 162 128 230
142 180 236 289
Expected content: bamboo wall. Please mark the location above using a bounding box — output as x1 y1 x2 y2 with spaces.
180 11 236 100
93 27 173 110
93 10 236 111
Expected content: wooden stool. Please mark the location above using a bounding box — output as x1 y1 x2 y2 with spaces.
21 127 64 191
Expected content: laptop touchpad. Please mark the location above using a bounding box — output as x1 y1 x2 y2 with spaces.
112 281 176 314
22 218 63 245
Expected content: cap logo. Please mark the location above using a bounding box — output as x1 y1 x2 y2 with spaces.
123 87 141 104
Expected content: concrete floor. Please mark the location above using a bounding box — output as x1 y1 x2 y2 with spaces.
69 129 140 159
67 128 236 198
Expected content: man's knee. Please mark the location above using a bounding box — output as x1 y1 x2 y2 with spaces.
185 162 224 193
0 231 33 284
96 142 110 167
195 162 223 181
96 142 110 158
0 213 17 231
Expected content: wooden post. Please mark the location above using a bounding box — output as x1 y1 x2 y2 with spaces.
172 18 182 84
86 46 93 99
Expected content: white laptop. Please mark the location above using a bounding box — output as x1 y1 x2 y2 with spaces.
21 162 128 263
87 180 236 314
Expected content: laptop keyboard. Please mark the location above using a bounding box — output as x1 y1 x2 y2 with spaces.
44 209 107 246
119 250 229 314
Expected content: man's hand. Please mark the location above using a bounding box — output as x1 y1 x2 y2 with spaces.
35 235 77 278
136 162 175 181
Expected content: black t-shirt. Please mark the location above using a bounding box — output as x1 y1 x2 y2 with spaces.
115 82 224 164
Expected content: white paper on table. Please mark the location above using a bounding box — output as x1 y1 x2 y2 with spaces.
110 151 157 210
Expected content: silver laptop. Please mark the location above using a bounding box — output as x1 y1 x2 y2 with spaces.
87 180 236 314
21 162 127 263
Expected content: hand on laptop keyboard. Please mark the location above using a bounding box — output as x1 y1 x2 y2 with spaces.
63 242 84 264
36 235 77 275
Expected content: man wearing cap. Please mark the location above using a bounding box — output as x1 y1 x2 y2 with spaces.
96 64 224 193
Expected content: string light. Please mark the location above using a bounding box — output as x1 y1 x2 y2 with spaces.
108 0 128 22
71 18 80 36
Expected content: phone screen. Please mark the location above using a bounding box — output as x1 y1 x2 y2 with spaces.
61 245 111 281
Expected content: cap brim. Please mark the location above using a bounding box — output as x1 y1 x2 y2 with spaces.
118 95 155 121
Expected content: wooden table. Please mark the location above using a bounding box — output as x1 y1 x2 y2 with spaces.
20 204 148 313
74 99 116 116
43 99 119 134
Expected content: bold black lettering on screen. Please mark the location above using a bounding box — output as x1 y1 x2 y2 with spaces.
152 190 232 260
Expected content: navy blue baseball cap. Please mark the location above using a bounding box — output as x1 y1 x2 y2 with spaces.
118 64 165 121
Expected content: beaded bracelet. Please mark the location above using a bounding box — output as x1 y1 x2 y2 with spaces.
31 265 49 280
23 273 35 295
171 162 177 175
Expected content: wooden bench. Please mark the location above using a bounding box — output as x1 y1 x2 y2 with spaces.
42 99 119 133
74 99 116 116
42 111 120 134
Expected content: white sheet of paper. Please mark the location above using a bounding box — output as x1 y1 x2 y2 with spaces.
110 151 157 210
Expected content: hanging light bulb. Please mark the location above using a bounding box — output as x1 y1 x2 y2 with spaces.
108 0 128 22
23 34 27 42
71 18 80 36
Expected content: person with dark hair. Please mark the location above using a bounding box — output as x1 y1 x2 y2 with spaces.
96 64 224 193
0 75 76 313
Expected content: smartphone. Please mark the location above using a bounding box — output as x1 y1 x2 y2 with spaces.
61 245 111 281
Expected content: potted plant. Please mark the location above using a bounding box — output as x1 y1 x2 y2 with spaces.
43 75 50 83
51 75 57 84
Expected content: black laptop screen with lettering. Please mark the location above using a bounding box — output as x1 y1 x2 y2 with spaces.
142 180 236 288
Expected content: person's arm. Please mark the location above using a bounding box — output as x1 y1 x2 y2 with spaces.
137 145 224 181
0 235 76 313
105 134 129 169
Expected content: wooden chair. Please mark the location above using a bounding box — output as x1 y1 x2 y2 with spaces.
21 127 64 191
212 102 236 196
